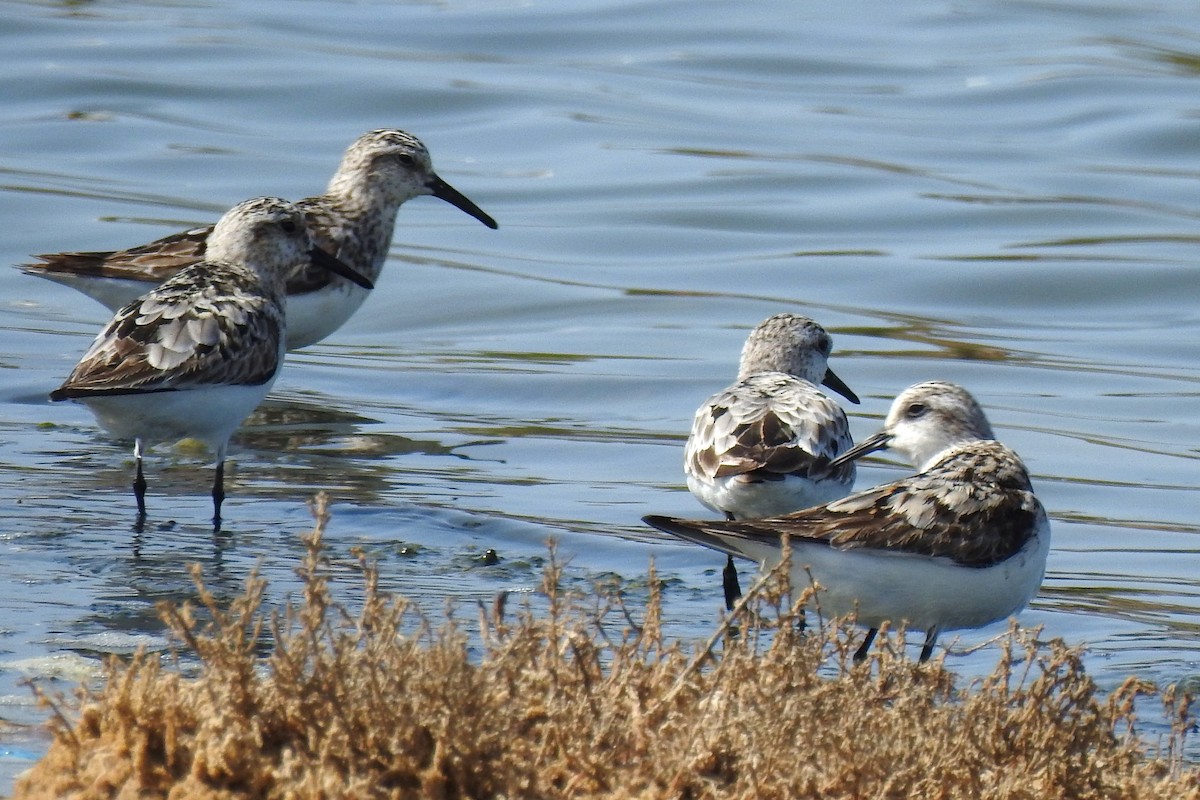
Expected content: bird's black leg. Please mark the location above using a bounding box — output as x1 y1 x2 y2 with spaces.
133 439 147 518
853 627 878 662
721 511 743 611
212 459 225 530
722 555 743 611
919 627 939 663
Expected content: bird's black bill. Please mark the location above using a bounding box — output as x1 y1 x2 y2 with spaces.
822 367 860 404
309 247 374 290
428 174 499 230
827 430 893 469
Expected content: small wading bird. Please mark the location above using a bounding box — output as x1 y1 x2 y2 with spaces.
23 129 497 349
645 381 1050 662
50 196 372 528
682 313 859 610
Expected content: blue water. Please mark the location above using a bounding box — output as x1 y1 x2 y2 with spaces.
1 0 1199 789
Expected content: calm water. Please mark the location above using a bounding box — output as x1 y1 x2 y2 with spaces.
1 0 1199 787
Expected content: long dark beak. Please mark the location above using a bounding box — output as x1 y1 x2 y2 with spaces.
428 174 499 229
822 367 860 404
309 246 374 290
828 430 893 469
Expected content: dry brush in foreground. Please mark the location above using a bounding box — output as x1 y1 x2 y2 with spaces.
14 494 1200 799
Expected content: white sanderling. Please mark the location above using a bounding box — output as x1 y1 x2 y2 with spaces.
23 129 497 349
646 381 1050 662
683 313 860 609
49 196 369 528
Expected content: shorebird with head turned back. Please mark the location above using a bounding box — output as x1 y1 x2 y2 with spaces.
49 196 371 529
23 129 497 349
683 313 859 610
646 381 1050 662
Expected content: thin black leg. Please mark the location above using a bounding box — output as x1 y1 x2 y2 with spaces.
919 627 939 663
853 627 878 662
721 511 742 612
722 555 743 611
133 452 147 517
212 459 225 529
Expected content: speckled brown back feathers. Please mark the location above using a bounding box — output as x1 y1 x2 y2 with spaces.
27 226 212 280
662 440 1040 569
687 374 855 485
51 263 283 398
48 197 322 401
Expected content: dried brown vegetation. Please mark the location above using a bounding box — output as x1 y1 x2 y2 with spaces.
14 494 1200 799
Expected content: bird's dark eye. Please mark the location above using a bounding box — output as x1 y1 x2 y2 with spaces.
280 219 297 234
396 153 416 167
904 402 927 419
818 335 832 355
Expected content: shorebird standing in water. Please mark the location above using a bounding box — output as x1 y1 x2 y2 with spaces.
682 313 860 609
50 196 371 528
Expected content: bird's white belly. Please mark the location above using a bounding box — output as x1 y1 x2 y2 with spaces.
77 381 276 454
741 513 1051 633
282 283 371 349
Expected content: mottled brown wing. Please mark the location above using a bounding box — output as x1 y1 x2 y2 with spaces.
26 197 360 296
27 195 370 299
52 263 282 398
670 442 1041 568
27 225 212 280
686 375 855 485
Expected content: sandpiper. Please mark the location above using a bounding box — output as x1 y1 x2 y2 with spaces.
683 313 859 609
646 381 1050 662
24 129 497 349
50 196 369 527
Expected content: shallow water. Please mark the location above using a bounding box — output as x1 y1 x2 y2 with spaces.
1 0 1199 788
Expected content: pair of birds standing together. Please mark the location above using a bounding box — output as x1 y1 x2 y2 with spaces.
642 314 1051 662
31 129 497 528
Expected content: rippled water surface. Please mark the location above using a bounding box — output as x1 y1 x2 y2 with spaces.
1 0 1199 788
